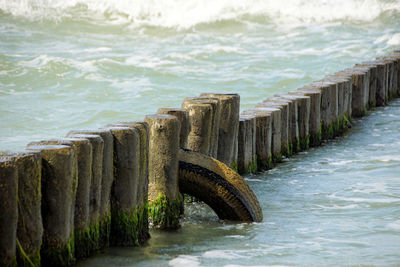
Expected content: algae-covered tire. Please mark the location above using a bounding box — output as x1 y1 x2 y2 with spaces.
178 149 263 222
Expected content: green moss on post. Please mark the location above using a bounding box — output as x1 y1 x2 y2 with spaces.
294 138 301 153
148 194 181 230
16 239 39 267
309 127 322 147
146 114 181 230
273 153 283 164
41 235 74 266
111 209 139 246
246 158 258 174
98 212 111 248
258 156 273 170
137 204 149 244
110 205 149 245
299 135 310 151
287 142 293 156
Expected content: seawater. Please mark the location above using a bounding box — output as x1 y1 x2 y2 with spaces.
76 100 400 266
1 0 400 266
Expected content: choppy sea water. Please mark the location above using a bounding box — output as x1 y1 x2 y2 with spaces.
75 100 400 266
1 0 400 266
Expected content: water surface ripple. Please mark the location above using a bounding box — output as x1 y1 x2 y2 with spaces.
1 1 400 266
76 100 400 266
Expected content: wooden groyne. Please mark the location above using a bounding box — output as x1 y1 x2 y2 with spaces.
1 50 399 266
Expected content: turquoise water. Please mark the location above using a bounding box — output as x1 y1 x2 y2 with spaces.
1 0 400 150
76 100 400 266
1 0 400 266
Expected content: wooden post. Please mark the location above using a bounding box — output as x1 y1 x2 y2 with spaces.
157 108 190 149
65 132 104 253
256 100 290 157
275 94 310 151
145 114 181 229
200 93 240 169
26 145 77 266
251 107 282 162
237 115 257 174
292 88 322 146
241 110 272 170
0 151 43 266
0 159 18 267
106 121 150 244
181 99 213 156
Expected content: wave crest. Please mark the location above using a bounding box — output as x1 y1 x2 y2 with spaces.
1 0 400 28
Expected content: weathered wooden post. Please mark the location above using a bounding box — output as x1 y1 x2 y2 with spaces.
275 94 310 150
185 97 221 158
181 98 213 156
237 115 257 174
241 110 272 170
364 60 388 106
309 81 339 139
200 93 240 169
26 144 77 266
0 159 18 267
355 62 378 108
0 151 43 266
101 126 141 246
265 97 299 154
65 132 104 253
106 121 150 244
337 68 369 117
156 109 190 211
330 72 353 121
145 114 181 229
388 52 400 96
292 88 322 147
321 76 350 133
157 108 190 149
256 100 290 157
67 129 114 249
27 138 93 260
376 56 398 100
251 107 282 162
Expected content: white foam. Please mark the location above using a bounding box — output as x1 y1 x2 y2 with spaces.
353 182 387 194
169 255 200 267
387 220 400 230
328 193 399 204
387 33 400 46
224 265 288 267
1 0 399 29
203 250 245 260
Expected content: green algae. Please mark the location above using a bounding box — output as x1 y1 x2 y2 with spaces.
99 213 111 249
2 256 17 267
272 153 282 163
287 142 293 156
309 124 322 147
148 194 181 230
111 205 149 246
246 156 258 174
41 234 75 266
16 238 40 267
299 135 310 151
258 156 272 171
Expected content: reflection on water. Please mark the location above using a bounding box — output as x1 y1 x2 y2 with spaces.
76 100 400 266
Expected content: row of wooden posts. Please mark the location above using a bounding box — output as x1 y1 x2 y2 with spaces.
1 50 400 266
